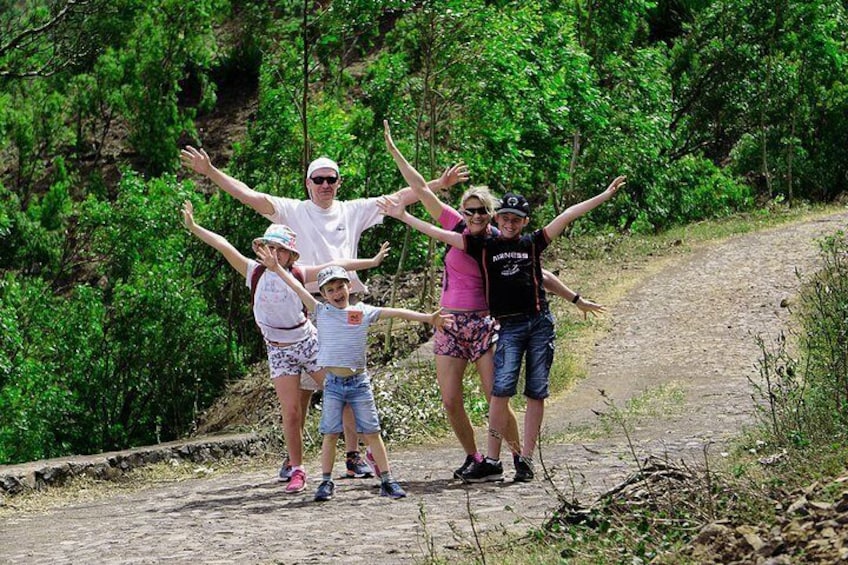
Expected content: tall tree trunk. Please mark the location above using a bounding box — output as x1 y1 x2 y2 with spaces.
301 0 310 170
787 106 795 207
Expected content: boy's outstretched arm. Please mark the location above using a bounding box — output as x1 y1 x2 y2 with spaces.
181 146 275 216
256 245 320 312
378 307 454 329
541 269 605 319
377 195 466 250
383 120 468 208
181 200 249 277
299 242 392 283
544 175 626 240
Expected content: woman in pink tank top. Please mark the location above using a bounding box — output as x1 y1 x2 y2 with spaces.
383 121 604 481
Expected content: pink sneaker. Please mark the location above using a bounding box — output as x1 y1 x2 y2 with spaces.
365 447 382 478
285 469 307 494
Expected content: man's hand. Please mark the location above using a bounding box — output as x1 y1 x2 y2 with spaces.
575 297 606 320
180 146 213 176
377 195 407 219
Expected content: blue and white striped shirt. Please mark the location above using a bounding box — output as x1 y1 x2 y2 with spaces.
315 302 382 371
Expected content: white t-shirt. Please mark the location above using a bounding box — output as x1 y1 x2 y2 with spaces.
264 196 383 294
246 260 313 344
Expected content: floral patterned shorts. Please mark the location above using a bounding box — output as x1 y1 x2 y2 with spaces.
266 325 320 384
433 310 499 362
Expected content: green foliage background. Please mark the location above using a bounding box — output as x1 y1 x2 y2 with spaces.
1 0 846 463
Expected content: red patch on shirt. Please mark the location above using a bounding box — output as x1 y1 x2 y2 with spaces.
347 310 363 325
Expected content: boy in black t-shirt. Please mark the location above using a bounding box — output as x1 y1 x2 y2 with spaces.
378 148 625 483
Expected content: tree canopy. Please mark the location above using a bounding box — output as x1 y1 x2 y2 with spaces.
1 0 846 463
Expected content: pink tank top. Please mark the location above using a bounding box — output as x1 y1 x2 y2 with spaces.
438 207 490 311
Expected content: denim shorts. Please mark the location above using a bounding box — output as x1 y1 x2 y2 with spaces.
433 310 499 362
492 310 555 400
319 372 382 435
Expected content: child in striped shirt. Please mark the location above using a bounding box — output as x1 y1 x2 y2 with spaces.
257 251 453 501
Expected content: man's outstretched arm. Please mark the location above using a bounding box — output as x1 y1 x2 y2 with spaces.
181 145 275 216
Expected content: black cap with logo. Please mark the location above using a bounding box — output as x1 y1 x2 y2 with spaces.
496 193 530 217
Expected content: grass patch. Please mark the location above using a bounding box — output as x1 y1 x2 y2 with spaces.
552 382 687 443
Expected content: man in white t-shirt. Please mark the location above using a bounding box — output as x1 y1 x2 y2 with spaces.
181 149 466 293
181 145 467 475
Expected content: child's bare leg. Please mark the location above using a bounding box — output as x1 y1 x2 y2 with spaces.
486 395 511 461
476 350 522 456
523 398 544 457
273 374 304 466
363 432 406 497
321 433 340 475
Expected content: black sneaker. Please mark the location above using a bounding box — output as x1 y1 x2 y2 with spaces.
460 457 504 483
453 454 476 479
513 455 535 482
380 479 407 499
314 479 335 502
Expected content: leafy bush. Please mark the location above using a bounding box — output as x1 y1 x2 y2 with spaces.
634 156 752 233
0 172 242 463
752 232 848 447
0 274 71 462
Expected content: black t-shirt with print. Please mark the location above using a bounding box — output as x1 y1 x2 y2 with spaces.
464 229 549 319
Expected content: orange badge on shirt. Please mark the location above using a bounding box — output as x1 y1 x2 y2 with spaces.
347 310 363 325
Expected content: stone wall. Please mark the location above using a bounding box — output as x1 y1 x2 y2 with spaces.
0 433 266 497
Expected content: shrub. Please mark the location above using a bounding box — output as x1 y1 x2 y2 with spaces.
752 231 848 446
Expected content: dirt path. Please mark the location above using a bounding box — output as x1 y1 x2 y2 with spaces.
2 212 846 565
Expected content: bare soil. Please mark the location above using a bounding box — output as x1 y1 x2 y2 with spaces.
1 211 846 564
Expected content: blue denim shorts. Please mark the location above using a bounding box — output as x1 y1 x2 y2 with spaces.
492 310 555 400
319 372 382 435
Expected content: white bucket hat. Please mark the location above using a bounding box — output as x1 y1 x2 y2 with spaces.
252 224 300 262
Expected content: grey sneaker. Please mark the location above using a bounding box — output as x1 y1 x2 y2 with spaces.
380 480 407 499
513 455 535 482
278 456 293 482
314 479 335 502
345 451 373 478
460 457 504 483
453 454 476 479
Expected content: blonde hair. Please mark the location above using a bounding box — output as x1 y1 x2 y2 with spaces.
460 185 496 216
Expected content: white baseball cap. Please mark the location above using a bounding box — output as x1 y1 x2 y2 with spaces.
306 157 339 180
